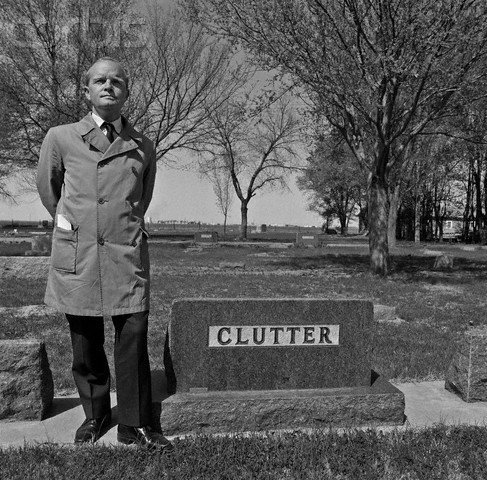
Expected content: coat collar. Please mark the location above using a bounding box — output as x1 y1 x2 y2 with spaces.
75 113 143 160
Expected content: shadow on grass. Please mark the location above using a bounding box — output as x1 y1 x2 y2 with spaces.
269 252 487 283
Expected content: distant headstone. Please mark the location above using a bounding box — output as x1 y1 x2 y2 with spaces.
25 235 52 256
445 326 487 402
434 254 454 270
161 299 405 435
0 340 54 420
194 231 218 243
296 232 320 248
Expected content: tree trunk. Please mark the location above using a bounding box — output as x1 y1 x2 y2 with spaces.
413 193 421 243
239 201 248 240
369 175 389 275
339 215 347 235
474 152 482 241
388 187 400 248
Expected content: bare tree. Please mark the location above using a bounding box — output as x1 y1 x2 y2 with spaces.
128 0 249 162
0 0 141 185
0 0 246 204
199 92 304 239
204 165 234 235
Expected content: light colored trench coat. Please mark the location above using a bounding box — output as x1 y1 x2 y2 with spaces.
36 114 157 316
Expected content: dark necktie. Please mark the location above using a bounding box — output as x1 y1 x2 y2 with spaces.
102 122 115 143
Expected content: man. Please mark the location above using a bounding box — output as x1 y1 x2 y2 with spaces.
36 57 173 451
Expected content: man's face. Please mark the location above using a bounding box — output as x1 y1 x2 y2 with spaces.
84 60 129 121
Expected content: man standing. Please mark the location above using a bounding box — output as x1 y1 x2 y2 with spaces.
36 57 173 451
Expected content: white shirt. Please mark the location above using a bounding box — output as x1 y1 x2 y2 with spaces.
91 112 122 137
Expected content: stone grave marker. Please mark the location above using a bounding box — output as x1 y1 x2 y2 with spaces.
0 340 54 420
194 231 218 243
25 234 52 256
296 232 320 248
445 325 487 402
161 298 405 435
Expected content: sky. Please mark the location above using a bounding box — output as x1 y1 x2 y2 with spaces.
0 164 322 227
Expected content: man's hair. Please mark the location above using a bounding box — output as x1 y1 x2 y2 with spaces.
84 57 129 88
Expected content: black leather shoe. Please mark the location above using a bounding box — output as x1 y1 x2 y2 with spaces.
74 413 112 444
117 424 174 452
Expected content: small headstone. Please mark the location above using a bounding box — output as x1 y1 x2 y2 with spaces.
423 249 443 257
25 235 52 256
434 254 454 270
162 299 405 435
194 231 218 243
296 232 320 248
445 326 487 402
0 340 54 420
460 245 478 252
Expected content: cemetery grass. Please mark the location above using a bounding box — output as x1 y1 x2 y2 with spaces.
3 425 487 479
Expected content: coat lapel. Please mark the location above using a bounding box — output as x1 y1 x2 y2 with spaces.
76 114 141 160
102 125 139 160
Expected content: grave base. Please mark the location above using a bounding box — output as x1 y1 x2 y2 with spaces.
160 374 405 436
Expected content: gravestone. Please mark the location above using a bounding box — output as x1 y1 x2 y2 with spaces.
0 340 54 420
161 298 405 435
25 235 52 256
445 325 487 402
433 254 454 270
194 231 218 243
296 232 320 248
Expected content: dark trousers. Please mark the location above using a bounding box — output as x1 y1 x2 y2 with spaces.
67 311 152 427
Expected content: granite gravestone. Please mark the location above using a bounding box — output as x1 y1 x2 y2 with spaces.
25 235 52 256
296 232 320 248
194 231 218 244
160 298 405 435
0 340 54 420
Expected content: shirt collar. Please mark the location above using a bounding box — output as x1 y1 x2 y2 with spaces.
91 112 122 134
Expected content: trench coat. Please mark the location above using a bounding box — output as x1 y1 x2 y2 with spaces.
36 113 157 316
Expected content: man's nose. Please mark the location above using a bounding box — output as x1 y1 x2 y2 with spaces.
103 80 114 90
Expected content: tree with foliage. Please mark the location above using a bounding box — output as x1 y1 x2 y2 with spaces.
186 0 487 275
298 131 367 235
198 92 303 239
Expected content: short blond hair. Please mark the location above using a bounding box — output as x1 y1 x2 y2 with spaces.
84 57 129 88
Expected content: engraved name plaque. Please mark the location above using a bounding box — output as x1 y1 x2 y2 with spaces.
208 325 339 347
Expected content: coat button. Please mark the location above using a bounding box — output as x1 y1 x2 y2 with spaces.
98 237 105 245
98 198 106 204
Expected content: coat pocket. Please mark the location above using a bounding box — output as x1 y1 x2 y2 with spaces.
133 226 149 271
51 226 79 273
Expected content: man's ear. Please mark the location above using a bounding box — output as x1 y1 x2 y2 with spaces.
83 85 91 103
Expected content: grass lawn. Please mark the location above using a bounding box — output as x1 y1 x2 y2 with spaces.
2 426 487 479
1 239 487 478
